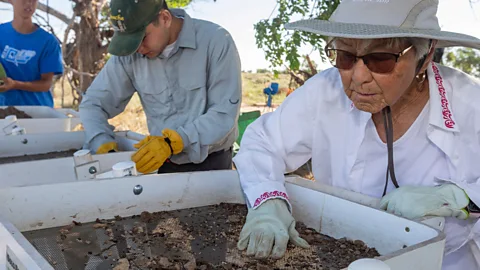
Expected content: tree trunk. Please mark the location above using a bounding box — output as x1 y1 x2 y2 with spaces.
0 0 111 107
68 0 109 106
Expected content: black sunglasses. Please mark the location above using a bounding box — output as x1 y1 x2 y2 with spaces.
325 45 414 74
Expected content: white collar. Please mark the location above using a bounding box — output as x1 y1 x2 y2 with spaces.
347 62 460 133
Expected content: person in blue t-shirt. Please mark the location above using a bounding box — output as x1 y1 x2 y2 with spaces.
0 0 63 107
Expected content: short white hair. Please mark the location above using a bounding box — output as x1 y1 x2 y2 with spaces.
327 37 432 60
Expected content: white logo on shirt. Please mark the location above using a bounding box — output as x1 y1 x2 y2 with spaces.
1 45 36 66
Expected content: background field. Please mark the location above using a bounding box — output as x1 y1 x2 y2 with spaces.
52 72 292 135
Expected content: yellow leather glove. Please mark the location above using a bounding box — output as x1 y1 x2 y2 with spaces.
131 129 184 174
96 142 118 154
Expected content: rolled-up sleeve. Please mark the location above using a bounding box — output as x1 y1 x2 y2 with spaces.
176 29 242 163
79 56 136 152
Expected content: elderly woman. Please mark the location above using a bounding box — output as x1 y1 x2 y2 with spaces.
233 0 480 269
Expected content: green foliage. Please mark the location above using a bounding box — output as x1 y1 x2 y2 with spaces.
99 3 112 31
166 0 193 8
444 48 480 77
75 0 194 36
97 0 197 50
99 0 194 21
0 62 6 79
254 0 340 72
256 68 270 74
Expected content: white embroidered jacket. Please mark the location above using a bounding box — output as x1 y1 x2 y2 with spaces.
233 63 480 269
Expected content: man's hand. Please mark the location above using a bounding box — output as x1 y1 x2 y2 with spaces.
380 184 470 220
131 129 184 174
237 199 310 259
96 142 118 154
0 77 15 92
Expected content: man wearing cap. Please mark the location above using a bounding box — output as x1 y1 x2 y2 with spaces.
233 0 480 269
79 0 242 174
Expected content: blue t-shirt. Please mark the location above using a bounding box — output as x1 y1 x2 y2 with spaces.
0 22 63 107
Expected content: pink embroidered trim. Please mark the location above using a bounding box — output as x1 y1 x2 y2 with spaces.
253 191 289 208
432 63 455 129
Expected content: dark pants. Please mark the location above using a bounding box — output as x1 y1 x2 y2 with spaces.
157 148 233 174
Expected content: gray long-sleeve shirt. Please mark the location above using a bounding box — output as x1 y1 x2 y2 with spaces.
79 9 242 164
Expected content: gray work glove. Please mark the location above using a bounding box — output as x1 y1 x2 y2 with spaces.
380 184 470 219
237 199 310 259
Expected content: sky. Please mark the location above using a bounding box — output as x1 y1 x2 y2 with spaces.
1 0 480 71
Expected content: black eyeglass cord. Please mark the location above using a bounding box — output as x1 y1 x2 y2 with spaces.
382 106 400 196
381 41 432 196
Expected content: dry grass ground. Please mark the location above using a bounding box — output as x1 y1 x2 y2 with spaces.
52 72 291 135
52 72 313 180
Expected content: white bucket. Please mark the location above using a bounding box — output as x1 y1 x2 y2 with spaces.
112 161 137 178
73 149 93 166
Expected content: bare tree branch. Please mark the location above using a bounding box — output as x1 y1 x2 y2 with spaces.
305 55 317 76
33 13 57 37
287 69 305 86
297 69 312 79
60 10 96 100
65 65 96 78
61 70 66 107
63 13 76 59
98 0 108 10
36 1 71 24
0 0 70 24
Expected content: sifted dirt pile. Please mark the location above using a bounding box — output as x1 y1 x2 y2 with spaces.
24 203 380 270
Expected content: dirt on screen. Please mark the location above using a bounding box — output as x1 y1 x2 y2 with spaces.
24 203 380 270
0 106 32 119
0 149 78 164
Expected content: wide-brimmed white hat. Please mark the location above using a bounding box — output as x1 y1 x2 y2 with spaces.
284 0 480 49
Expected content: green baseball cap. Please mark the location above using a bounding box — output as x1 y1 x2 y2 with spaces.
108 0 165 56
